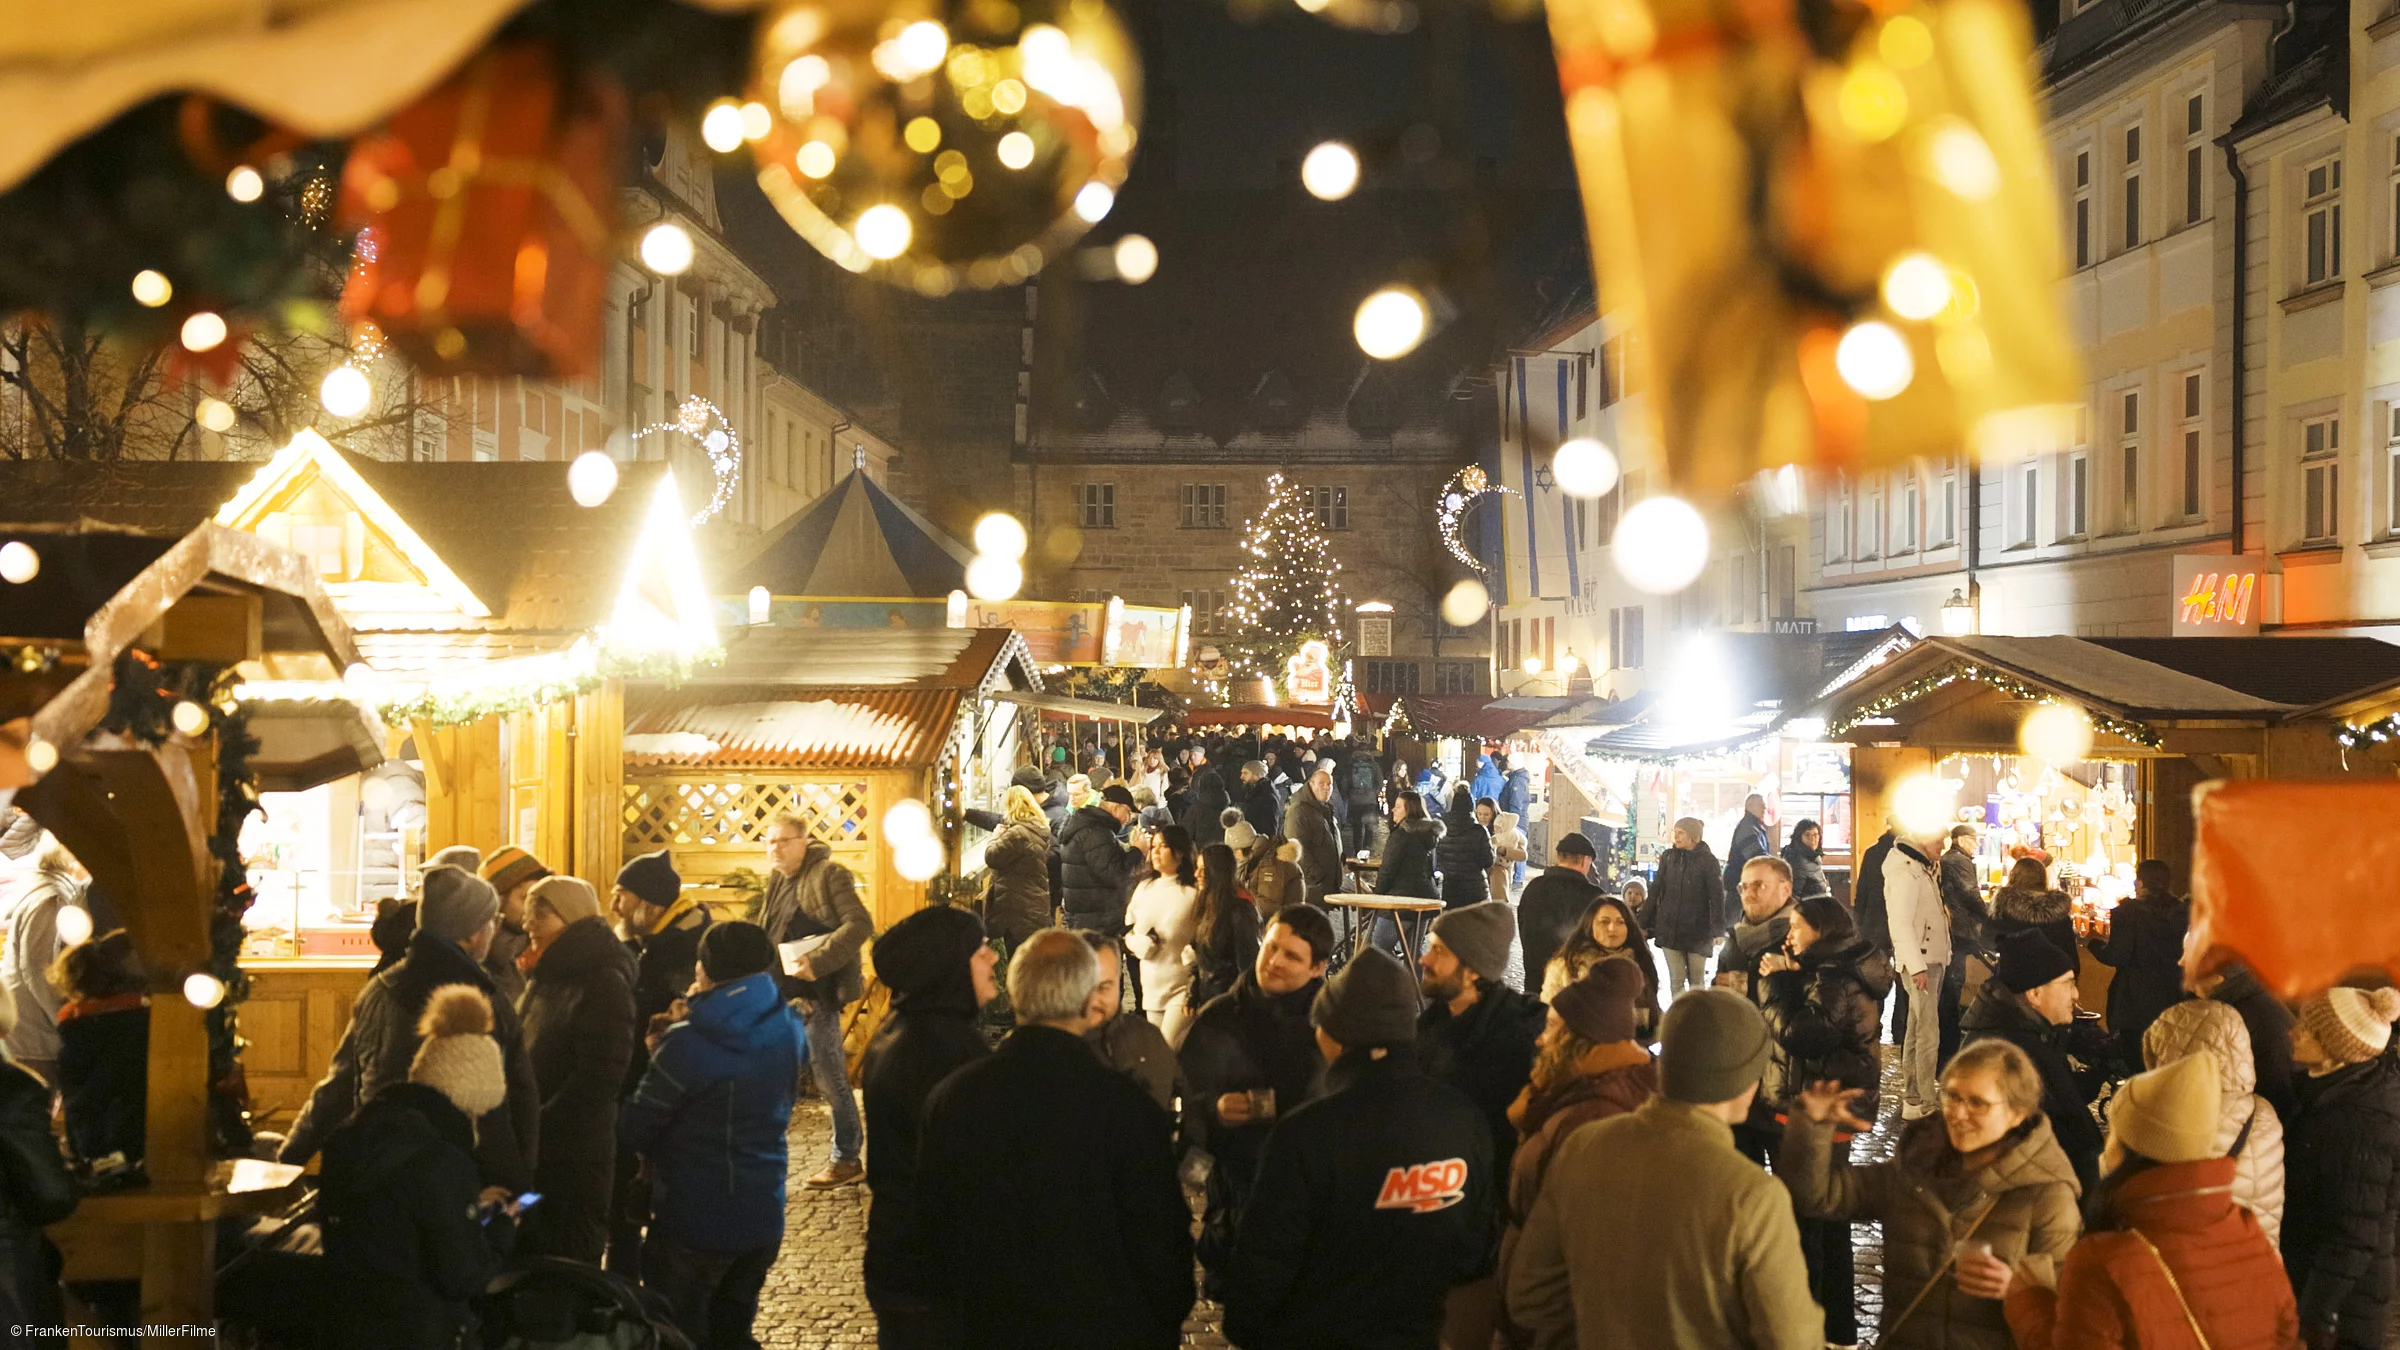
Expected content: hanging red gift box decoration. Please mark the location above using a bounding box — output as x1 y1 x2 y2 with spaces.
337 41 623 379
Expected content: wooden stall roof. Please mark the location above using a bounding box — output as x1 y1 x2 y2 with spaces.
0 452 671 673
622 687 964 770
1403 694 1577 741
620 627 1038 771
989 689 1169 723
1804 634 2400 730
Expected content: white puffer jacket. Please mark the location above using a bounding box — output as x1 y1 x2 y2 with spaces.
1488 811 1528 899
2142 999 2285 1244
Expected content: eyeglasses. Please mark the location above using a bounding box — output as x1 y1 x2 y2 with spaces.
1939 1088 2008 1115
1737 879 1778 892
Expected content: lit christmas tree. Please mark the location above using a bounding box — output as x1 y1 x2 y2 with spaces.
1225 471 1344 676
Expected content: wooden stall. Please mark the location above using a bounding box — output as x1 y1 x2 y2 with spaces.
620 626 1040 928
1 523 381 1344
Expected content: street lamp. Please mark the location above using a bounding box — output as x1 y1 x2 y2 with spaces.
1940 587 1976 636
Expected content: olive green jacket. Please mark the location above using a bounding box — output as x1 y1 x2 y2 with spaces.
1507 1097 1822 1350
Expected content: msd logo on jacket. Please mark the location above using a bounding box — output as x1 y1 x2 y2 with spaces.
1375 1158 1469 1213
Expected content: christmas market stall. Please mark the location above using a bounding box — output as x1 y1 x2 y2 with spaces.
1814 634 2400 907
618 625 1040 929
0 436 723 1122
0 522 380 1333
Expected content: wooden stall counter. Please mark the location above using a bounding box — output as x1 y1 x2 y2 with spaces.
239 954 378 1130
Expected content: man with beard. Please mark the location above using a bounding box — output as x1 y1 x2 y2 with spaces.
1177 904 1336 1298
1417 901 1546 1176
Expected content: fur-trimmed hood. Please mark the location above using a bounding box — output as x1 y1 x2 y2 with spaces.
1993 884 2072 926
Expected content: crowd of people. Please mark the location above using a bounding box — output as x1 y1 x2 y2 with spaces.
0 729 2394 1350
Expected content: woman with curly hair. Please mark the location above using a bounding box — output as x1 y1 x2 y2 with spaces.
1538 895 1661 1045
978 785 1055 946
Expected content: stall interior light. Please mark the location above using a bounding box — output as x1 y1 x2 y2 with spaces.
1355 600 1395 613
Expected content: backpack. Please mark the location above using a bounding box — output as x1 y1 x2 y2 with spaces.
1347 756 1378 797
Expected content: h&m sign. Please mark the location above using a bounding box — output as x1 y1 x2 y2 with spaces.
2172 555 2263 635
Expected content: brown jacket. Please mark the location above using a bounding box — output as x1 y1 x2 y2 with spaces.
756 842 876 1006
1507 1097 1822 1350
1241 841 1303 918
1781 1112 2082 1350
1496 1044 1656 1350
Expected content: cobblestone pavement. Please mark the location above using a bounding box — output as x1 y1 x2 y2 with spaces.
761 1034 1907 1347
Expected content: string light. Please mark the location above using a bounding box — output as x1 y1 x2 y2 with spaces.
1827 661 2163 747
1437 465 1515 573
1224 471 1343 679
629 397 742 526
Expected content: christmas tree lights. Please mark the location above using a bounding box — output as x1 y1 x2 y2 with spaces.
1224 472 1344 677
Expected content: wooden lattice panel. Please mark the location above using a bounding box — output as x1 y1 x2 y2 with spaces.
621 778 873 851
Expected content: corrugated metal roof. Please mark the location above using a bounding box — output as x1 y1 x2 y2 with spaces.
673 625 1025 692
623 687 963 769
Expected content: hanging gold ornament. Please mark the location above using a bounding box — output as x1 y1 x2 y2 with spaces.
747 0 1141 294
1543 0 2080 497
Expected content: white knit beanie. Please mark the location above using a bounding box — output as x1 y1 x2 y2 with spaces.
409 985 507 1120
2301 986 2400 1066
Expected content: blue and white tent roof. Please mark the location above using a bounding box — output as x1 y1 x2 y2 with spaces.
722 470 973 599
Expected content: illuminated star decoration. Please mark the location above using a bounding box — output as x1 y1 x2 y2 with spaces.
631 397 743 526
1437 464 1517 574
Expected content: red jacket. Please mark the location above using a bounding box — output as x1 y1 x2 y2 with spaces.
2005 1156 2298 1349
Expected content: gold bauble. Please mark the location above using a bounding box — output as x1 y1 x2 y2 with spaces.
749 0 1141 293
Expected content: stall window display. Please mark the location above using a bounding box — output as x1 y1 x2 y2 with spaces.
1942 754 2140 913
240 761 427 960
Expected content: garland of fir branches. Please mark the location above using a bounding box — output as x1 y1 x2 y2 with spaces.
99 649 261 1149
1824 660 2162 749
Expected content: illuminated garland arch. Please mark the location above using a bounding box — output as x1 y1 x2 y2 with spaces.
1438 465 1516 574
632 396 742 526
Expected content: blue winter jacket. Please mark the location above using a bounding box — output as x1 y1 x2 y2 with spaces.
618 970 806 1252
1470 756 1504 804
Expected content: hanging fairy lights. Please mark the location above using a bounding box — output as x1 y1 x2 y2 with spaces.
630 396 743 526
1826 661 2162 748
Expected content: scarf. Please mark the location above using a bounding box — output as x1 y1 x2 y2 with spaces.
1729 902 1795 961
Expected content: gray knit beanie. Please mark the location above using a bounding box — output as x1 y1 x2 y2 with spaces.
417 865 499 942
1658 988 1772 1104
1311 948 1421 1048
1431 901 1516 983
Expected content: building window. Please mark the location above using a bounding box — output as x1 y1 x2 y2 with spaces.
2186 94 2206 225
1936 469 1958 546
1860 485 1882 559
2119 390 2141 531
289 521 349 578
1435 661 1481 695
2302 414 2340 543
1179 483 1227 529
1827 479 1849 561
2020 461 2039 544
2066 452 2090 538
1306 485 1349 529
1075 482 1116 528
1180 588 1225 634
2073 150 2092 268
1899 471 1919 552
2306 157 2343 285
2387 405 2400 536
1598 336 1626 407
2391 135 2400 261
1609 605 1645 670
1573 359 1588 422
2180 372 2205 519
1362 659 1420 694
2122 124 2143 251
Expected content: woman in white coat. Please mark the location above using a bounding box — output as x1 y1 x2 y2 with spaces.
2143 998 2286 1243
1123 823 1202 1045
1480 802 1527 901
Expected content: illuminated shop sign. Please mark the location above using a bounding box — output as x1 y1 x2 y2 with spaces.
2172 555 2262 635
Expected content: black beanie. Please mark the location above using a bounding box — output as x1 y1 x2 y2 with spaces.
1994 928 2075 994
699 920 776 983
1311 947 1421 1048
615 849 680 910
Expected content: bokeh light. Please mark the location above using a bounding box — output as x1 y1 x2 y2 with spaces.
1354 286 1428 360
1301 142 1361 200
1553 438 1621 498
1611 495 1712 594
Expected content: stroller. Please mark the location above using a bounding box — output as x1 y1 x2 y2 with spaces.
476 1256 693 1350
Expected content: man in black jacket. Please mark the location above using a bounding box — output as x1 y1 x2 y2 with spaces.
2198 957 2297 1119
1720 794 1773 930
1416 901 1544 1178
1515 833 1603 994
1959 929 2114 1195
1235 761 1282 838
1855 824 1897 1039
1224 946 1495 1350
1058 785 1142 935
1283 769 1346 906
1179 904 1334 1299
859 906 998 1348
1936 824 1987 1065
916 930 1193 1349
